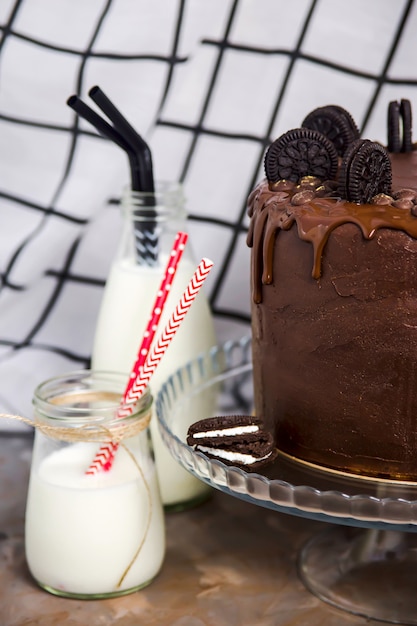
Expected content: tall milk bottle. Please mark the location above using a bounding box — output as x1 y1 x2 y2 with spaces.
92 182 217 509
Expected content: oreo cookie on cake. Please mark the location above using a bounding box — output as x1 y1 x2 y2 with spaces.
187 415 277 471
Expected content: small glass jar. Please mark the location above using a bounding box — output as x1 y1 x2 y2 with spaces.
25 370 165 599
92 182 217 510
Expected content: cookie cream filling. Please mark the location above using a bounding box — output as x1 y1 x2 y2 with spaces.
193 425 259 439
197 446 271 465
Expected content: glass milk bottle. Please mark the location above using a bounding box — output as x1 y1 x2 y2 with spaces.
25 370 165 599
91 182 217 509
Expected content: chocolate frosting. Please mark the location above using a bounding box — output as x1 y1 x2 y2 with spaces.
248 150 417 304
248 148 417 480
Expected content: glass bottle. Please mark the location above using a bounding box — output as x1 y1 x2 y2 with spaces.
25 370 165 599
91 182 217 509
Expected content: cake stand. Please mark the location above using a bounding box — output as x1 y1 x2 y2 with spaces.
156 336 417 625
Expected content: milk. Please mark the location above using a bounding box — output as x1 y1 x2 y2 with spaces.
25 441 165 596
92 256 217 507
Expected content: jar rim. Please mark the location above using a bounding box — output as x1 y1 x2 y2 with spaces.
123 180 184 197
121 181 187 218
33 369 152 424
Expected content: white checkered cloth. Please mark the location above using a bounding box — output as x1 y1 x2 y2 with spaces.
1 0 416 425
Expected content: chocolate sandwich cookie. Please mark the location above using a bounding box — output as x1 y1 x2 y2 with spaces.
388 99 413 153
187 415 277 471
338 138 392 203
264 128 338 184
302 105 360 156
400 99 413 153
388 100 401 153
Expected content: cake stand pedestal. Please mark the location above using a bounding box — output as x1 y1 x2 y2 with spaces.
156 336 417 625
299 525 417 624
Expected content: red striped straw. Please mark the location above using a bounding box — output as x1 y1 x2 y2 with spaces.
122 231 188 402
86 231 187 475
86 255 214 475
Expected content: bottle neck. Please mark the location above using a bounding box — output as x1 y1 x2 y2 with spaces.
120 182 188 267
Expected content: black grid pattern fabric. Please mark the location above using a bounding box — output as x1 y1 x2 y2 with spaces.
1 0 417 422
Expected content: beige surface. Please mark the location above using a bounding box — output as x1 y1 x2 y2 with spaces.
0 435 375 626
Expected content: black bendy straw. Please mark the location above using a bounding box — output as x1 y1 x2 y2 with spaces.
67 87 158 265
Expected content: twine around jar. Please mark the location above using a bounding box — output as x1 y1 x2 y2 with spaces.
0 389 151 443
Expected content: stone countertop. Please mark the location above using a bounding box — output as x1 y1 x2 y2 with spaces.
0 434 374 626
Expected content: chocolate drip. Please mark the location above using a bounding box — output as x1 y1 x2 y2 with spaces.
247 178 417 304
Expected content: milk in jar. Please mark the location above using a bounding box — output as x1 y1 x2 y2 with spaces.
25 371 165 598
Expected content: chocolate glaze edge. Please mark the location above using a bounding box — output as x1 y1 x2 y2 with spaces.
248 150 417 304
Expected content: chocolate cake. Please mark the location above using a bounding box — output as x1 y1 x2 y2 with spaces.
247 101 417 480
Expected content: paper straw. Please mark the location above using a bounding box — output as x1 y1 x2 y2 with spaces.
88 86 154 193
86 232 188 475
88 86 158 266
86 255 214 475
121 257 214 410
68 87 158 264
123 231 188 402
66 95 143 192
67 95 130 152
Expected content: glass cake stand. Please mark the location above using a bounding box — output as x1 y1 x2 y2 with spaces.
156 336 417 625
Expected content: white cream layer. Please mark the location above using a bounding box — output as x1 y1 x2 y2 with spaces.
193 424 259 439
198 445 271 465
